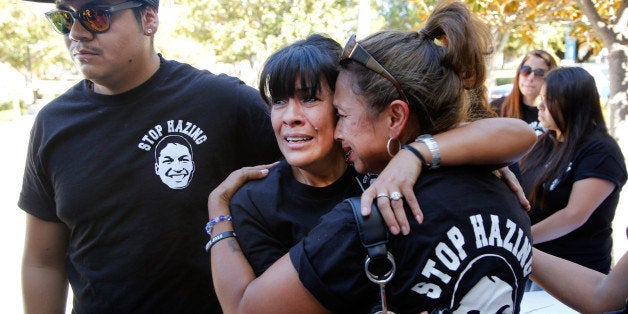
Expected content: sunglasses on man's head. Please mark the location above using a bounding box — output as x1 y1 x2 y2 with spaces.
45 1 143 35
519 65 547 78
339 34 409 104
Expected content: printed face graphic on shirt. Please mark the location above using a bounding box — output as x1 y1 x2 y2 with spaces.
154 135 195 189
453 275 514 313
450 255 518 314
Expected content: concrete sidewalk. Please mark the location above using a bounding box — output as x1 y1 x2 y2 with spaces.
0 115 33 314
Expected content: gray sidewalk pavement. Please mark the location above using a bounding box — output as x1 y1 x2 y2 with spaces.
1 115 32 314
1 114 626 313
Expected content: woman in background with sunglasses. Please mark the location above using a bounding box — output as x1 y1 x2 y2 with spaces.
520 66 626 291
491 50 558 136
490 50 558 181
207 1 535 312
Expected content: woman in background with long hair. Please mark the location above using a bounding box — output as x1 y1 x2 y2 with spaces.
491 50 557 135
520 67 627 284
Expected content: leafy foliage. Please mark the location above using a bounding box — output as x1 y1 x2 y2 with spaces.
377 0 423 30
0 0 72 82
173 0 362 66
2 0 626 129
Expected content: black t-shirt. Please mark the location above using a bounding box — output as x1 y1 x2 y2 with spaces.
521 134 627 273
491 96 545 136
18 55 281 313
291 166 532 313
231 159 362 275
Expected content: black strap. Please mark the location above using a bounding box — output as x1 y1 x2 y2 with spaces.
346 197 398 314
345 197 388 259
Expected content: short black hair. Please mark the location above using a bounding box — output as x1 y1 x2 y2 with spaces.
259 34 341 106
154 135 193 163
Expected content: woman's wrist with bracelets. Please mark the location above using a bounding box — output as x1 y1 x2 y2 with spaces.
205 214 232 236
205 230 237 252
406 141 434 169
414 134 441 169
401 144 428 168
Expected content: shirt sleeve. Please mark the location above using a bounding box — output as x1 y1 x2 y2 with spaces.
228 77 281 166
18 118 61 222
289 202 379 313
231 183 287 276
573 136 627 189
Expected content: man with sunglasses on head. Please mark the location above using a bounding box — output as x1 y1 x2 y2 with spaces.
19 0 280 312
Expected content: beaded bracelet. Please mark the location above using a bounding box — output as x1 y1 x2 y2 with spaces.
205 215 232 236
205 231 237 252
401 144 430 168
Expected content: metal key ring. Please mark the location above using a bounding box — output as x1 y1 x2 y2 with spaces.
364 252 396 284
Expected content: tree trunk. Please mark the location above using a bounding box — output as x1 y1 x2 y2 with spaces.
487 28 511 94
605 44 628 138
576 0 628 138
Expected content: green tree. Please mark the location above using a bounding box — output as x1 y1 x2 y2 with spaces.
173 0 364 78
0 0 71 84
377 0 423 30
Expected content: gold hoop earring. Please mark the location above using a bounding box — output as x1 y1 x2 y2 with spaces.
386 137 401 157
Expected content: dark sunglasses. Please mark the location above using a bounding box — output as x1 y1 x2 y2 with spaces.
45 1 143 35
339 34 409 104
520 65 547 78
